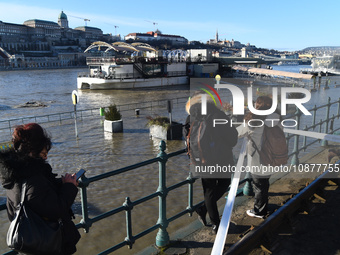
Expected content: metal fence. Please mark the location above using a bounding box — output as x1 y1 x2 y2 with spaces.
0 97 188 142
286 97 340 165
1 97 340 254
1 140 251 255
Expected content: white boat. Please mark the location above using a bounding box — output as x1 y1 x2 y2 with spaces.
307 55 340 75
77 57 188 90
277 61 299 66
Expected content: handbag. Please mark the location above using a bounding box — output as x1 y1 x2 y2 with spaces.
6 181 63 255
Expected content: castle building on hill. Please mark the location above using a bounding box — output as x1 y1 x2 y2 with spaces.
0 11 122 68
0 11 117 54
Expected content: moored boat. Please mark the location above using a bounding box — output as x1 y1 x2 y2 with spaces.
77 41 221 90
300 55 340 76
77 57 188 90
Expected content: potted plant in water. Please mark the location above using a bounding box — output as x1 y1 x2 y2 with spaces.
146 116 182 140
104 104 123 132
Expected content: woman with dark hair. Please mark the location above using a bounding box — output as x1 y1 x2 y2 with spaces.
237 96 282 218
0 123 81 254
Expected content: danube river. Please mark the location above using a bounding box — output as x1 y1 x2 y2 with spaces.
1 66 340 254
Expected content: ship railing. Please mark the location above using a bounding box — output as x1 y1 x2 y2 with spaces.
86 56 189 66
86 57 117 65
77 72 89 78
77 72 138 79
86 57 137 65
167 71 187 77
78 71 188 80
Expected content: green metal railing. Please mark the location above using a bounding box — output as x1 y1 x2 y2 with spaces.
1 97 340 254
75 141 250 254
287 97 340 165
0 140 250 255
0 97 188 139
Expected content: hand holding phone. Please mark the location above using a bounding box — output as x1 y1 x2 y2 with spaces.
62 173 78 186
75 169 86 180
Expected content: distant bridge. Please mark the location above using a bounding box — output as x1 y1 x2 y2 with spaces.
84 41 156 53
262 57 311 65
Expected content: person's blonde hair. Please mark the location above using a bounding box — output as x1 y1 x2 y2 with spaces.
185 92 214 115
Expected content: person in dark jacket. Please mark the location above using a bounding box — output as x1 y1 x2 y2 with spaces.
237 96 282 218
0 123 80 254
184 94 238 234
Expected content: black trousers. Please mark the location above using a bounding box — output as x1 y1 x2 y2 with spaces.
251 175 270 215
201 178 231 226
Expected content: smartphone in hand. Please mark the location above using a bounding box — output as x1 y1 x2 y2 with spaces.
75 169 86 180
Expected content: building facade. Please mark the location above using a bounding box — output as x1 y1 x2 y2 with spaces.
0 11 110 55
0 11 115 68
125 30 188 45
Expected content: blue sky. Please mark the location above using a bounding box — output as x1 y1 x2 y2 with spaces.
0 0 339 51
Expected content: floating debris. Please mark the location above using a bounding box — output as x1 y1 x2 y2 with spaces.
15 101 48 108
288 92 306 99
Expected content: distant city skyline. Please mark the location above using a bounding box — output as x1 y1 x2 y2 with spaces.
0 0 339 52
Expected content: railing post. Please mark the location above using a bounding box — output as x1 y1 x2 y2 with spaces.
312 105 317 130
322 97 331 146
156 140 170 248
123 197 134 249
8 120 11 137
291 107 301 165
330 115 335 133
243 172 254 196
186 172 195 216
78 175 92 233
303 125 308 151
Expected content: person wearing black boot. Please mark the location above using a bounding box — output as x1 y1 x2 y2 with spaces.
237 96 283 219
183 93 238 234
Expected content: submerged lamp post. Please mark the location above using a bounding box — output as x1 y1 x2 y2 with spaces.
72 90 79 138
215 74 221 85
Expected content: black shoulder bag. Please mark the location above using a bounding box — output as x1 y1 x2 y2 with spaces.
7 181 63 255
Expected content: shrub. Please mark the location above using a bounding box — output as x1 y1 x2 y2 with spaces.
146 116 170 130
104 104 122 121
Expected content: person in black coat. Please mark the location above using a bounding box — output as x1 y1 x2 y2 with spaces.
0 123 80 254
184 94 238 234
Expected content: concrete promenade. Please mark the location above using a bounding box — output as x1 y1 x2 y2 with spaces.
137 145 340 255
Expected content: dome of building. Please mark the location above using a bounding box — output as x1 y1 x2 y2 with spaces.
59 11 67 20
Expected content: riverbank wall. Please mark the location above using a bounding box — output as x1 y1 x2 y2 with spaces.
0 65 87 72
